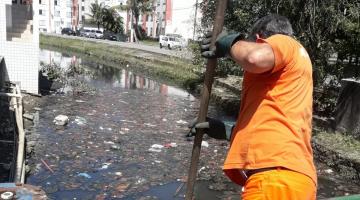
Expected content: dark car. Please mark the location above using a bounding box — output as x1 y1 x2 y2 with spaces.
103 31 118 41
61 28 75 35
103 31 128 42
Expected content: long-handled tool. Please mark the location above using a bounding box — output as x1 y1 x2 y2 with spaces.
185 1 228 199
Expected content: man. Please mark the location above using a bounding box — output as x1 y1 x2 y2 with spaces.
191 14 317 199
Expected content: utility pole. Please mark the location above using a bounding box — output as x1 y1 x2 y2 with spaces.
193 0 198 40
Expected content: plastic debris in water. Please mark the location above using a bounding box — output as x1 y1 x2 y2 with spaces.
53 115 69 126
104 141 115 145
148 144 164 152
74 116 87 125
100 163 111 170
78 173 91 179
144 123 157 127
164 143 177 148
176 120 188 124
324 169 334 174
201 141 209 148
75 100 85 103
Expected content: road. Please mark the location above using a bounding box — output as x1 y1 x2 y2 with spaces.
42 33 193 60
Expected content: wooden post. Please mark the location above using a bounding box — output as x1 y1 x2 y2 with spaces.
185 0 227 199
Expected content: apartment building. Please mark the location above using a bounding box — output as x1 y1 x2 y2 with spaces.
38 0 80 33
137 0 201 40
0 0 40 94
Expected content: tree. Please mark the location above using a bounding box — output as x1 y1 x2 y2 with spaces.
115 0 154 40
197 0 360 116
102 7 124 34
89 0 105 30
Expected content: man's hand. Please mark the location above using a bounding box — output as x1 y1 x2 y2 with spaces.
201 31 242 59
187 117 229 140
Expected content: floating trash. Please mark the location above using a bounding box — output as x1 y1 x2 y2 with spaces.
201 141 209 148
77 173 91 179
74 116 87 125
53 115 69 126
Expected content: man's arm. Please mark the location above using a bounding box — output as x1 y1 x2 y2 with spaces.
230 41 275 74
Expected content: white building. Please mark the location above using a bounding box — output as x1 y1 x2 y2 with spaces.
138 0 201 40
166 0 201 40
0 0 40 94
38 0 78 34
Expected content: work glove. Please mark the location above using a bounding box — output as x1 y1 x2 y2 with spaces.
200 31 243 59
187 117 232 140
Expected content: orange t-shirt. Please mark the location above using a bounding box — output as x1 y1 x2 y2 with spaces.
223 34 317 186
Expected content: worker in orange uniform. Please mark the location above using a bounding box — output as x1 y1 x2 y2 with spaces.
189 14 317 199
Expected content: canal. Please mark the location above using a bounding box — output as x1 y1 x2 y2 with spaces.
25 49 360 199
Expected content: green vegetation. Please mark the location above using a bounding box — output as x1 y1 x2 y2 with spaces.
114 0 153 40
196 0 360 117
314 132 360 160
88 0 124 34
40 34 201 90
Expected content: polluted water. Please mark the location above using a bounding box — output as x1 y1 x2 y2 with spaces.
25 49 360 200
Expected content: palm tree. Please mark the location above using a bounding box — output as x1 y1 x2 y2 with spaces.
114 0 154 41
89 0 104 30
102 7 124 34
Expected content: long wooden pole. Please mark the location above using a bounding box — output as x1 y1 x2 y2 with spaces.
185 0 227 199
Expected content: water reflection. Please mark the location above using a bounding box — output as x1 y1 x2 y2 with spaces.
39 49 194 100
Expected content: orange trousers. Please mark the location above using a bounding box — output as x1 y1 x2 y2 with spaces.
241 168 316 200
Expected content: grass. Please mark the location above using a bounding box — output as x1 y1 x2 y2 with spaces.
40 34 201 89
313 131 360 161
139 39 159 47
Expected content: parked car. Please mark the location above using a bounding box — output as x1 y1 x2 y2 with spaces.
61 28 75 36
88 30 96 38
94 30 103 39
79 29 91 37
159 35 186 50
103 31 118 41
103 31 128 42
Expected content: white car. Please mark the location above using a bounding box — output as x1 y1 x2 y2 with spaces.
94 30 103 39
159 35 186 50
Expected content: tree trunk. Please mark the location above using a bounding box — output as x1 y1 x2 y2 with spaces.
134 14 142 40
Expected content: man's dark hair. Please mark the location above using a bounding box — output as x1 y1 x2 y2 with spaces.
248 14 293 41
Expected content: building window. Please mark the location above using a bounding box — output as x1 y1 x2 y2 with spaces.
82 6 84 11
39 9 42 15
67 12 71 18
55 0 57 5
55 11 60 17
39 0 41 4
